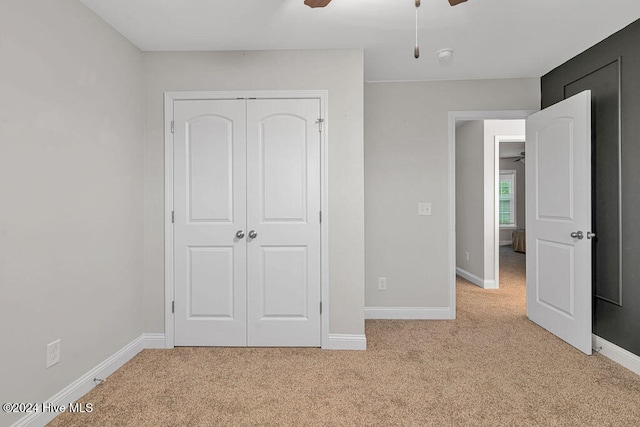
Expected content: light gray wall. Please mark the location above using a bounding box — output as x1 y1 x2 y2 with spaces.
142 50 365 335
0 0 144 424
455 121 486 278
499 158 526 243
364 79 539 309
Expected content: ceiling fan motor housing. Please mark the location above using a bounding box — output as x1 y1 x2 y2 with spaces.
304 0 332 8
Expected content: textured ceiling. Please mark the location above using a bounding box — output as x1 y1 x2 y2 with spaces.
80 0 640 81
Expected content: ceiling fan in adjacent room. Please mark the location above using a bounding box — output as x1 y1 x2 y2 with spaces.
304 0 468 8
503 152 526 163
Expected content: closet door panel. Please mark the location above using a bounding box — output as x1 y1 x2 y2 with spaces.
173 100 247 346
246 99 322 347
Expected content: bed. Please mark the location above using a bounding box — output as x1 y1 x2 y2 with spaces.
512 229 526 253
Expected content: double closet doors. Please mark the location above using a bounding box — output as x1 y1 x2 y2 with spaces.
173 98 321 347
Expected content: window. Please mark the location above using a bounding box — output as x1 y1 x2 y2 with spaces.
499 171 516 228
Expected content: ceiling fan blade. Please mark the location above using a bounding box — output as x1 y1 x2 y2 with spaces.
304 0 332 8
448 0 468 5
502 152 526 158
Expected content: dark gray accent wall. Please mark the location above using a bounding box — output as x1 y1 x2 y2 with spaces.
565 60 622 306
541 19 640 357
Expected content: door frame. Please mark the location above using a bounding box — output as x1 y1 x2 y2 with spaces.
448 110 536 316
163 90 330 349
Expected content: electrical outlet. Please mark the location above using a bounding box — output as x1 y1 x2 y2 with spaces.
46 339 61 368
378 277 387 291
465 252 470 262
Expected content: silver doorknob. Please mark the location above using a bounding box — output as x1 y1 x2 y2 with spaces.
570 231 584 239
248 230 257 239
587 232 596 239
235 230 245 239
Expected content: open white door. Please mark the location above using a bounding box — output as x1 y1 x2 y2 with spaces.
526 90 593 355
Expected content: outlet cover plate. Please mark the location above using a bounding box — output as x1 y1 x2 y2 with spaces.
47 339 61 368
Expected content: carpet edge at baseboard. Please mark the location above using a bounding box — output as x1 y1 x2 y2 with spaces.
12 334 162 427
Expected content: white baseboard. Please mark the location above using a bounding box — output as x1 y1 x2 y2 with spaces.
143 333 167 349
483 280 497 289
500 240 512 246
456 267 497 289
365 307 454 320
13 333 166 427
326 334 367 351
593 334 640 376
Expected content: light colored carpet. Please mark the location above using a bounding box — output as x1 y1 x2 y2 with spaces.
49 247 640 426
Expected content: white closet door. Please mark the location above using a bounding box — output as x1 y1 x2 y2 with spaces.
246 99 322 346
173 100 248 346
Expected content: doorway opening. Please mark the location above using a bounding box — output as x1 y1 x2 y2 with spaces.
450 93 596 355
454 120 526 291
496 134 526 292
448 110 535 315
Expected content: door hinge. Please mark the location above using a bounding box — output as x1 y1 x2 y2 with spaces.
171 211 175 223
171 120 174 133
320 301 322 314
319 211 322 223
172 301 175 313
316 118 324 132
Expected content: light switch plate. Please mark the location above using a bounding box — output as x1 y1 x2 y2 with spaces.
418 202 432 216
